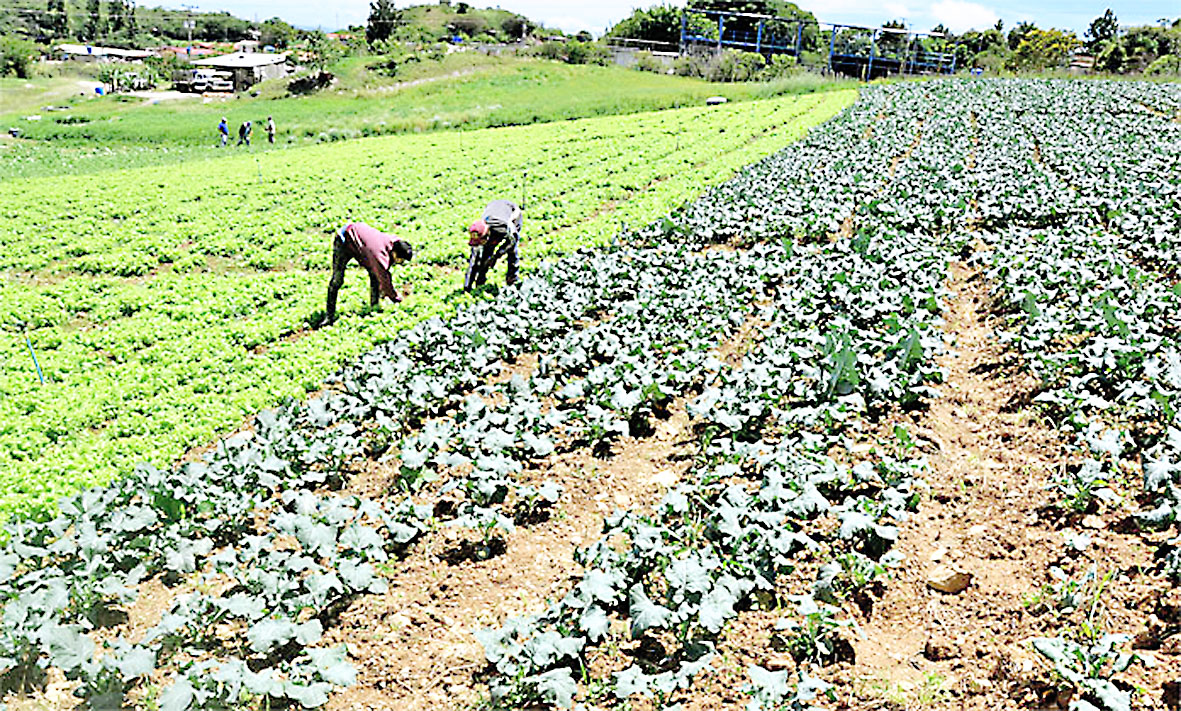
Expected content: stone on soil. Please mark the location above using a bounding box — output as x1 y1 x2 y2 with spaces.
927 565 972 594
924 636 960 661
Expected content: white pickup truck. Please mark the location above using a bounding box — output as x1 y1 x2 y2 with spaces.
182 68 234 93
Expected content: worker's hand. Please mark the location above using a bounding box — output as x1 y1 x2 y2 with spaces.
468 233 486 247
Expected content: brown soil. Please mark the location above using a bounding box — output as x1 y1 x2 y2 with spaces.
323 397 699 711
840 262 1177 711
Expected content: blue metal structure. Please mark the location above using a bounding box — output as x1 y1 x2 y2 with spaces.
680 9 807 57
827 23 955 78
679 8 957 79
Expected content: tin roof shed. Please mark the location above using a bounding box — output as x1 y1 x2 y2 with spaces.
192 52 287 69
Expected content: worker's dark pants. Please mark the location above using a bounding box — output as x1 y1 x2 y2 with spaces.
326 237 394 324
268 132 275 144
464 232 519 291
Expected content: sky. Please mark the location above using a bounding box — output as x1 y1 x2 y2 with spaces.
185 1 1178 36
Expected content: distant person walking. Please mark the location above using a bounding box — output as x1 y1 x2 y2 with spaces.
465 200 523 291
266 115 276 144
326 222 414 325
237 120 252 146
217 116 229 147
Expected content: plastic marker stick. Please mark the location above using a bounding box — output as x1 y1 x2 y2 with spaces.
26 335 44 385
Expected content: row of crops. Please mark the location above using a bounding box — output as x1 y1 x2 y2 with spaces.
0 90 855 521
1 81 948 705
3 78 1179 709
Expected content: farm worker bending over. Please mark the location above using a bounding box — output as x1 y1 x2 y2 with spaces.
237 120 252 146
217 117 229 147
464 200 523 291
326 222 414 325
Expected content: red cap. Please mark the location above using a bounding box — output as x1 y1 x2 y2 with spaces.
468 219 488 236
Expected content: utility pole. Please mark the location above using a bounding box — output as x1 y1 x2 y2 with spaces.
182 3 197 46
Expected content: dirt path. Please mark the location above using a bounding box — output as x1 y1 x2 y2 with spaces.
850 261 1072 706
371 69 479 95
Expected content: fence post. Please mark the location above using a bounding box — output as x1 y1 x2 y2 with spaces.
756 19 764 54
867 28 878 80
718 14 724 52
828 25 836 72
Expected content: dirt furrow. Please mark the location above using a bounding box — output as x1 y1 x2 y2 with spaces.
324 400 698 710
849 261 1071 707
843 255 1179 711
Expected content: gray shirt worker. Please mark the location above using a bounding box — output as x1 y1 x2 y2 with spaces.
465 200 523 291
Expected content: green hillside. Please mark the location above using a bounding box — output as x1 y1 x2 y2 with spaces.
1 53 847 179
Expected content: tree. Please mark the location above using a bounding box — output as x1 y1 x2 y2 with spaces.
194 12 252 42
500 15 533 41
366 0 400 45
107 0 124 35
0 35 38 77
1114 25 1179 72
1008 21 1036 50
981 28 1006 52
125 1 137 38
84 0 102 40
1085 9 1118 51
450 15 488 37
1011 27 1079 70
260 17 296 49
46 0 69 38
300 29 342 70
605 5 683 47
1095 40 1126 72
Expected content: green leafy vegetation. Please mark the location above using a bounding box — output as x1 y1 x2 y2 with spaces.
0 89 854 521
0 35 37 78
6 38 1181 707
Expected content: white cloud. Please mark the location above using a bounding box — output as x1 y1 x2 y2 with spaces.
930 0 999 32
882 3 915 20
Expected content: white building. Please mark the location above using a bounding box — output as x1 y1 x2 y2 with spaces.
191 52 289 91
56 44 154 63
